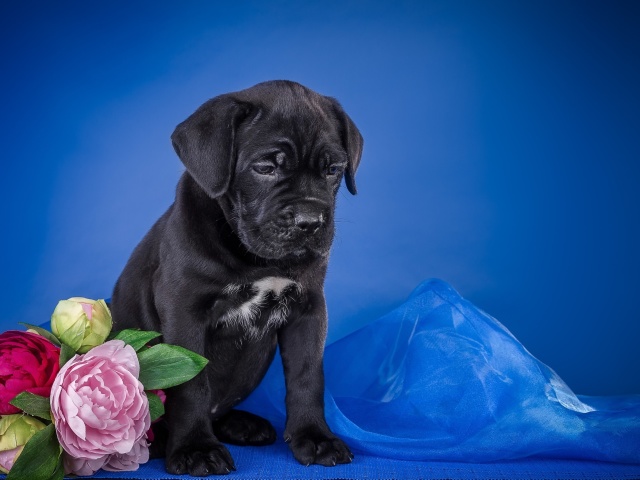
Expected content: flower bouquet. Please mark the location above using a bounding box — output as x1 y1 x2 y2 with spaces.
0 298 208 479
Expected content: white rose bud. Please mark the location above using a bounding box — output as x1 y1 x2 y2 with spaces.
51 297 112 353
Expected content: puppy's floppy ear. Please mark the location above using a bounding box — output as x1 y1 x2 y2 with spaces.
171 95 251 198
329 99 363 195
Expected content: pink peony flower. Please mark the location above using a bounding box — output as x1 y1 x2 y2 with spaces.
62 435 150 475
63 453 108 476
50 340 150 460
0 331 60 414
102 435 150 472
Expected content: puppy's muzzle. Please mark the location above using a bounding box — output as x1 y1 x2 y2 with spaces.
243 200 333 259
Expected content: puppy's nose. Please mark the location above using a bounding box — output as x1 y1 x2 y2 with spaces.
294 212 323 233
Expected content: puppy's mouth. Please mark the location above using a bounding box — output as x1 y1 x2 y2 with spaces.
237 220 333 260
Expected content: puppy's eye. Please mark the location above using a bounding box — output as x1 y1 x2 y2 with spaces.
326 164 344 176
253 163 276 175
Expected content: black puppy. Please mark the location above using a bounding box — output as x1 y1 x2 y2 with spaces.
110 80 363 476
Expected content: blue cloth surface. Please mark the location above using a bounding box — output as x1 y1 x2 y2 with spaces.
82 450 640 480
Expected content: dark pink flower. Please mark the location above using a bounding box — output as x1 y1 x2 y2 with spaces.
0 331 60 414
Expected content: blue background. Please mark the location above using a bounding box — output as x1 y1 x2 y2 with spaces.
1 1 638 396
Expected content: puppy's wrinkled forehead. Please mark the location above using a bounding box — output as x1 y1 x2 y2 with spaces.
240 81 332 118
236 82 342 153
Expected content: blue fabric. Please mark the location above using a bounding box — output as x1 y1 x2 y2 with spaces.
240 279 640 464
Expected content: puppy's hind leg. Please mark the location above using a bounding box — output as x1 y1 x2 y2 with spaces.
213 410 277 446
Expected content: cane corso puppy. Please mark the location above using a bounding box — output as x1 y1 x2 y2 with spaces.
110 80 363 476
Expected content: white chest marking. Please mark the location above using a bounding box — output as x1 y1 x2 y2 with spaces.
221 276 300 339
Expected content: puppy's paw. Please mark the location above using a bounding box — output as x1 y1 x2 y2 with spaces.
285 427 353 467
213 409 276 446
166 442 235 476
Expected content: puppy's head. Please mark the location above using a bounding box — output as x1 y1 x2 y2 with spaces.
171 80 363 260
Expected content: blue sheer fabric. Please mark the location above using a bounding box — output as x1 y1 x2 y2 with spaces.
240 279 640 464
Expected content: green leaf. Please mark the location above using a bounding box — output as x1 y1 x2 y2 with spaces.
50 455 64 480
59 343 76 367
111 329 162 351
138 344 209 390
6 423 61 480
146 391 165 422
9 392 51 422
18 323 61 346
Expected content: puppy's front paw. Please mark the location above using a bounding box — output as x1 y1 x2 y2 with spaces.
166 441 235 476
285 427 353 467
